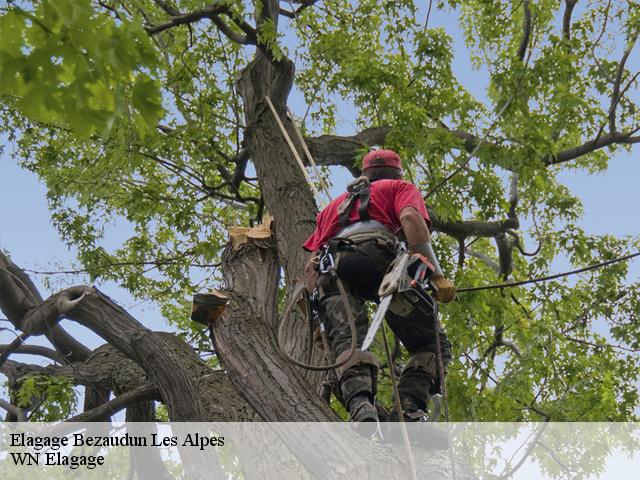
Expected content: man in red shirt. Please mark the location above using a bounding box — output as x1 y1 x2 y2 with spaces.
303 149 455 425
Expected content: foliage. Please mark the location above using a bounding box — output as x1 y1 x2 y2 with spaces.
1 0 639 434
0 0 163 137
14 374 77 421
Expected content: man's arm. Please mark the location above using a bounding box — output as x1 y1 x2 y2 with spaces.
399 207 456 302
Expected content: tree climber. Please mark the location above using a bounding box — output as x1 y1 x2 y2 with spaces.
303 149 456 425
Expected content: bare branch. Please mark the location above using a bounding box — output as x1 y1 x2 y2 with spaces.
497 339 522 357
0 397 27 422
152 0 180 16
562 0 578 41
279 0 319 18
546 130 640 166
517 1 532 61
466 249 501 273
211 16 252 45
499 422 550 479
146 0 257 47
495 233 514 279
430 209 519 241
561 334 640 353
146 2 227 34
66 385 158 422
609 31 640 133
1 359 102 387
508 173 519 219
0 344 66 363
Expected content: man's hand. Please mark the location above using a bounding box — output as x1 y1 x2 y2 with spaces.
430 274 456 303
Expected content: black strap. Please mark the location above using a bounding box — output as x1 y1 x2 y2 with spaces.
337 177 371 227
358 188 370 221
338 194 357 227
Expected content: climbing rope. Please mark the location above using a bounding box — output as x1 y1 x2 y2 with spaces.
266 96 333 206
276 280 359 372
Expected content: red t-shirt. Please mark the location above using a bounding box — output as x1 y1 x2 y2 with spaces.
303 179 431 251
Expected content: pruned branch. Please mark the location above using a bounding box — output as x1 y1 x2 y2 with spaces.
0 251 91 362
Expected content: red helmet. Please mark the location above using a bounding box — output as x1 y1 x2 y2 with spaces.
362 149 402 170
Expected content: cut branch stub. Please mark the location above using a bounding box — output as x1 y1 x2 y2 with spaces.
211 235 336 421
191 290 229 327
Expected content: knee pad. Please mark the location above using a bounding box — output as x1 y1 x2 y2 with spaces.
335 349 379 378
335 350 379 406
402 351 438 379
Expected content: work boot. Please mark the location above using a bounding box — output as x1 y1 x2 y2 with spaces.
348 394 380 437
384 394 449 450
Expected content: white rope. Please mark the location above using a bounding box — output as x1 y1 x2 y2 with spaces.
265 96 322 201
287 107 333 202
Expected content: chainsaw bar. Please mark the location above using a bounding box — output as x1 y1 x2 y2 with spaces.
362 294 392 351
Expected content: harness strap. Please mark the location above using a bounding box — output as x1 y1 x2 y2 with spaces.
337 176 372 227
357 187 371 222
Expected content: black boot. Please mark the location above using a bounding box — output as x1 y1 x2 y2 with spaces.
348 394 380 437
388 394 429 422
349 394 378 422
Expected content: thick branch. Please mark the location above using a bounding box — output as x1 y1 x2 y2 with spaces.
146 2 227 34
1 359 106 389
0 251 91 362
305 127 391 175
429 209 519 240
0 397 27 422
546 130 640 166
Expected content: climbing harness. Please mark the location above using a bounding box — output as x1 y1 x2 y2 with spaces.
276 246 359 372
337 176 371 227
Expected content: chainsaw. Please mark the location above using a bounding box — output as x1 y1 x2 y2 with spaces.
361 251 438 352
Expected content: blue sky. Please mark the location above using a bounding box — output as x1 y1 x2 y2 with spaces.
1 3 639 416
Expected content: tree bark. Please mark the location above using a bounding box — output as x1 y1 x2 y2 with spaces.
211 238 337 421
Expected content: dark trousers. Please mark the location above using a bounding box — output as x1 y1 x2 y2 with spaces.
318 240 452 410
